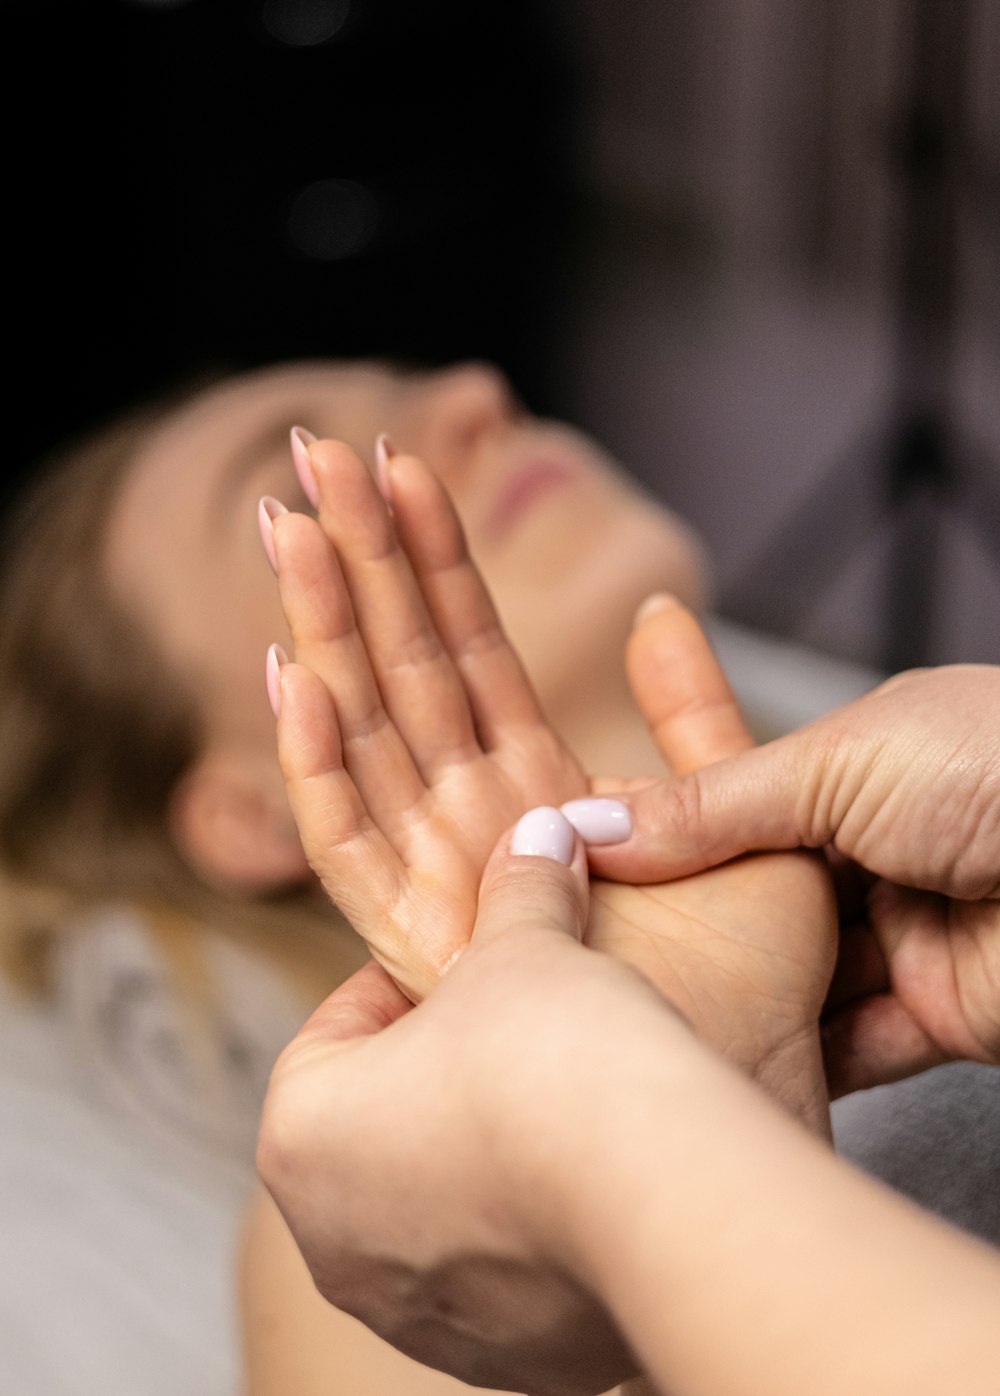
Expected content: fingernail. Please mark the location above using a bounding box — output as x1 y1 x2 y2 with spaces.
510 806 574 864
258 495 288 575
375 433 395 463
560 798 632 844
374 433 395 501
290 426 320 509
265 643 288 718
633 592 679 628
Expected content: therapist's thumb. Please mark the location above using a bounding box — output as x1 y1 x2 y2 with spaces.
471 806 590 952
577 734 828 883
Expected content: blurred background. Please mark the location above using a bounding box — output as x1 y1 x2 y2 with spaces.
6 0 1000 670
2 4 1000 1392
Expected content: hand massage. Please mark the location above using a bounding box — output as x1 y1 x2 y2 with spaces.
2 357 999 1394
6 2 1000 1389
250 429 1000 1396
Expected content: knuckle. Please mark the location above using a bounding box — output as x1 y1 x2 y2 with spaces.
256 1073 312 1193
655 769 706 851
492 859 582 920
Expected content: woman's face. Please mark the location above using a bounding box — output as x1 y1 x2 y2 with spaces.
106 360 705 782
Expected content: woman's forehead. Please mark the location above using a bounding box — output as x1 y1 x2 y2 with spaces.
101 371 312 674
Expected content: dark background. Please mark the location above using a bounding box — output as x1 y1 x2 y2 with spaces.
5 0 1000 669
6 0 580 466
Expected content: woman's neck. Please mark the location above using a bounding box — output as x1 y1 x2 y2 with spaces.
552 666 666 782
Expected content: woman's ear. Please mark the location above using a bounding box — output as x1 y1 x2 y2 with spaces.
169 751 311 892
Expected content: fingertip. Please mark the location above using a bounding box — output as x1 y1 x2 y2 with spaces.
510 805 576 864
576 771 726 883
290 425 321 509
374 433 396 501
269 505 330 594
389 453 469 571
304 438 375 505
632 591 685 629
274 660 343 781
475 807 589 949
503 806 590 900
265 642 288 718
627 589 752 773
561 797 633 845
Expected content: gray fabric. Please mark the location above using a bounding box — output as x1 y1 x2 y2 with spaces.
4 918 999 1396
0 909 305 1396
833 1062 1000 1246
0 975 249 1396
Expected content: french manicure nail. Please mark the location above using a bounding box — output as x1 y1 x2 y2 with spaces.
560 798 632 845
510 806 575 864
290 425 320 509
265 642 288 718
258 495 288 575
374 432 395 499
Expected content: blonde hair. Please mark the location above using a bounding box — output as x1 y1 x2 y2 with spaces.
0 384 363 1000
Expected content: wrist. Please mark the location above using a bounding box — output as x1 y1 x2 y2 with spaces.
522 1005 719 1285
749 1028 832 1140
552 1041 799 1392
515 1000 831 1288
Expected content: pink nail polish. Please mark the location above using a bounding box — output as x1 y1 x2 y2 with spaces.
561 798 632 844
510 806 575 864
265 643 288 718
374 433 396 499
258 496 288 575
290 426 320 509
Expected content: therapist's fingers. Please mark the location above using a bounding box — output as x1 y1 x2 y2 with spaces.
469 807 590 954
626 594 754 775
284 960 413 1058
570 734 822 884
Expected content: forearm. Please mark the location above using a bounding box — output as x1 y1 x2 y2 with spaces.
557 1029 1000 1396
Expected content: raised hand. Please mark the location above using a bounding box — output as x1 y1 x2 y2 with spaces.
264 433 837 1124
264 438 585 1000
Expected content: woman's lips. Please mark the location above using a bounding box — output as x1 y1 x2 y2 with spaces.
486 459 578 538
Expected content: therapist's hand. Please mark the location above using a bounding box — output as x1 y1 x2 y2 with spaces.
258 810 673 1396
578 598 836 1132
589 653 1000 1095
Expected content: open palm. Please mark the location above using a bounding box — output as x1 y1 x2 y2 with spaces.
270 439 585 1000
268 437 837 1130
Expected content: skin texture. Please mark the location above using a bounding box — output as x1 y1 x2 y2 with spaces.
102 359 707 891
257 832 1000 1396
581 665 1000 1094
257 819 649 1396
92 369 1000 1392
95 361 700 1395
270 442 836 1121
255 535 1000 1392
246 435 837 1394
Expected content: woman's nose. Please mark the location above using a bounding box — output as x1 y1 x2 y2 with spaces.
408 363 519 477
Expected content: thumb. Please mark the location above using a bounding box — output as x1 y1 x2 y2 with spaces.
570 732 828 883
471 806 590 952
